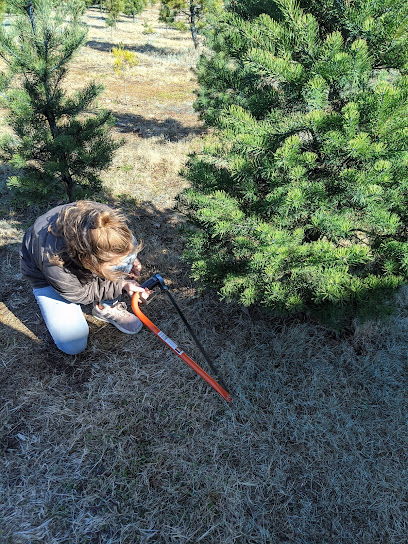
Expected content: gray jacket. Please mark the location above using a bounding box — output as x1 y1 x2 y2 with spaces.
20 203 126 304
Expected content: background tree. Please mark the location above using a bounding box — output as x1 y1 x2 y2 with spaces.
104 0 124 31
178 0 408 327
0 0 7 17
0 0 120 202
159 0 221 49
123 0 147 23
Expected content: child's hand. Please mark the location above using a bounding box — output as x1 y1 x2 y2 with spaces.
123 281 151 301
129 259 142 278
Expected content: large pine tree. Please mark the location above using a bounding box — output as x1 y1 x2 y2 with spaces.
0 0 120 202
178 0 408 326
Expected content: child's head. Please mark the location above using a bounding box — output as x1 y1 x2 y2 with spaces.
50 201 142 280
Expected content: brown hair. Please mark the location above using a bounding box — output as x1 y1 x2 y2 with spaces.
49 201 142 280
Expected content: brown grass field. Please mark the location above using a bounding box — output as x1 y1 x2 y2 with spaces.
1 6 408 544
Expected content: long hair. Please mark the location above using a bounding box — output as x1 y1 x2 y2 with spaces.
49 201 142 280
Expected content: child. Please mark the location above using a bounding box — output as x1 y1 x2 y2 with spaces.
20 200 150 355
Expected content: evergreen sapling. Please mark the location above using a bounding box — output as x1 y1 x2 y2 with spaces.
178 0 408 326
0 0 120 202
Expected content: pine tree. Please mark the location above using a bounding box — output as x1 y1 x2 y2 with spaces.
104 0 124 30
159 0 222 49
123 0 147 23
178 0 408 326
0 0 120 202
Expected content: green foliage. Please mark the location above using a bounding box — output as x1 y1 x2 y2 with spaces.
168 20 187 32
0 0 120 202
179 0 408 327
123 0 147 21
159 0 185 23
104 0 124 27
159 0 222 48
142 18 154 33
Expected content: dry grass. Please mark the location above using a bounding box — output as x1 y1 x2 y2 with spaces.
1 6 408 544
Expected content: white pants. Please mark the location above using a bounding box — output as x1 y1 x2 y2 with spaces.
33 285 89 355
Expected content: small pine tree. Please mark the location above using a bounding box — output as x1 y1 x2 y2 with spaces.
179 0 408 327
0 0 120 202
142 18 154 34
112 43 138 104
104 0 124 30
123 0 147 23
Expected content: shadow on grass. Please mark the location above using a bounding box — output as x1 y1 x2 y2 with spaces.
114 112 204 141
86 8 105 19
86 23 107 29
85 39 183 57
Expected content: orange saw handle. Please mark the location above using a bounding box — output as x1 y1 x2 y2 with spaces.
131 293 232 402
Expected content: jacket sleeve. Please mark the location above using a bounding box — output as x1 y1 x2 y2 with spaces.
42 261 125 304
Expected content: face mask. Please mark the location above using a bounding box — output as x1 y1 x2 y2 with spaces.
111 251 138 275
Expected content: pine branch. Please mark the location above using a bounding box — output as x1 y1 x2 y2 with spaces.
25 1 42 60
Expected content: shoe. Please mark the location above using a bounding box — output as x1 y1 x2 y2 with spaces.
92 301 143 334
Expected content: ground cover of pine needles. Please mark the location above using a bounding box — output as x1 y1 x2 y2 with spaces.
1 6 408 544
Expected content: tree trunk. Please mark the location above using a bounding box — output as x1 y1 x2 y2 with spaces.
123 67 127 104
189 1 199 49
